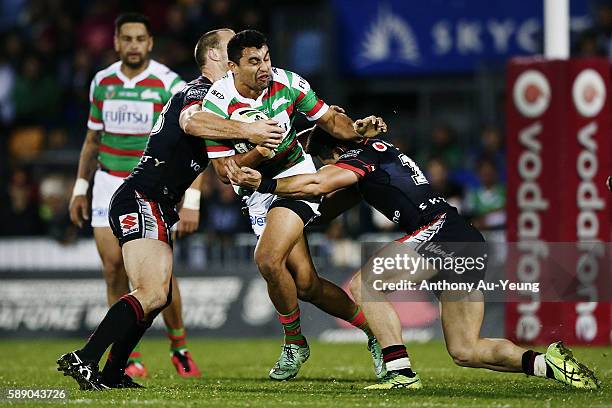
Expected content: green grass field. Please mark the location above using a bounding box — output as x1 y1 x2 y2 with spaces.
0 339 609 407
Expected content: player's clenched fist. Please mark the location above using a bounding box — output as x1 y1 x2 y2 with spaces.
225 159 262 190
354 115 387 138
69 195 89 228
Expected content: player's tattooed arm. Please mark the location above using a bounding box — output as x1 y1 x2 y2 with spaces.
180 107 283 149
69 129 101 228
225 160 360 199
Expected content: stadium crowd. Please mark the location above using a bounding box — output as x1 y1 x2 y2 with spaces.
11 0 612 241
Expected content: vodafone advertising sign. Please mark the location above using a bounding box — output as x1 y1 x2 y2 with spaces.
506 58 611 345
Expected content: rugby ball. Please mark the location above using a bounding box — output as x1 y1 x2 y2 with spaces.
230 107 269 153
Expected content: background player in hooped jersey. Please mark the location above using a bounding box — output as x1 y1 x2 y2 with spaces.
57 28 284 391
226 129 601 391
200 30 385 381
67 13 202 379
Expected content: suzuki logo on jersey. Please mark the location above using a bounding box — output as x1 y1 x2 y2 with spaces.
119 213 139 236
272 96 290 111
140 89 161 101
102 99 154 135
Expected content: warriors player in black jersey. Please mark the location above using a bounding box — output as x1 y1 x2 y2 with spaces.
56 28 285 390
226 128 600 390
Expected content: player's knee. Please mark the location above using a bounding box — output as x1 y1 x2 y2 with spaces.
447 343 476 367
254 249 284 281
138 284 170 313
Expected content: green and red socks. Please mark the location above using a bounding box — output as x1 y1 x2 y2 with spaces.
168 327 188 353
348 306 374 338
278 306 307 346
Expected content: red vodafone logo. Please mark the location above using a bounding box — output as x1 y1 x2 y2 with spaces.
572 69 606 118
513 70 551 118
372 142 387 151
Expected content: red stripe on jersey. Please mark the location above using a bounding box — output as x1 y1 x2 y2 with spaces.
296 91 305 104
136 77 165 88
306 99 324 117
88 115 102 124
100 144 144 157
147 199 168 243
396 213 444 243
103 130 149 137
228 102 250 115
206 145 233 152
99 76 123 86
333 162 365 177
285 103 294 117
181 100 201 112
93 98 103 110
262 82 287 101
265 138 297 163
99 165 131 178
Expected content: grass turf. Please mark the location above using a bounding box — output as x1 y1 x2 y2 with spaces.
0 338 609 407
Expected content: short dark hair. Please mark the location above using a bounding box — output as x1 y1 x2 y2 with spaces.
227 30 268 64
194 28 233 69
305 126 351 161
115 13 151 35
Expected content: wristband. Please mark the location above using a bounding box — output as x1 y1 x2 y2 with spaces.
256 178 278 194
182 188 201 210
72 178 89 197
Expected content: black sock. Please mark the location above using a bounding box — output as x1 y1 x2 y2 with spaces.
102 319 150 383
78 294 144 364
522 349 554 378
521 350 537 375
101 291 171 383
382 345 416 378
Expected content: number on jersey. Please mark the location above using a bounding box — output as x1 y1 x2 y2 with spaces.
399 153 428 185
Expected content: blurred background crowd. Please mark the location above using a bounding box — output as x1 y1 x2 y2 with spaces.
1 0 610 242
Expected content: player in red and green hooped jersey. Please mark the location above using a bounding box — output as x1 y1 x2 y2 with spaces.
201 30 385 381
68 13 201 379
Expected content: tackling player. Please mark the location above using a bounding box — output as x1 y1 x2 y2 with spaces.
68 13 201 378
226 129 601 390
200 30 386 380
57 28 284 390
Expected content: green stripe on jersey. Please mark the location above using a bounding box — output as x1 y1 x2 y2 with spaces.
203 100 229 118
100 133 149 151
98 151 141 172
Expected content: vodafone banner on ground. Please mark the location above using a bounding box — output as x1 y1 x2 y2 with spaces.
506 58 612 345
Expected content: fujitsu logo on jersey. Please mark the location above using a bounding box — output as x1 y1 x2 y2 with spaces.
104 105 150 125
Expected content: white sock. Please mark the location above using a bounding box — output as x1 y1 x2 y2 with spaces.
386 357 411 371
533 354 547 377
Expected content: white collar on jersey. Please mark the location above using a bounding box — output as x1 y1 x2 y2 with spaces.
226 70 271 105
114 60 156 89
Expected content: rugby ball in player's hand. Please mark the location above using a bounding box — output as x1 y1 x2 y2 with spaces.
230 107 270 154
